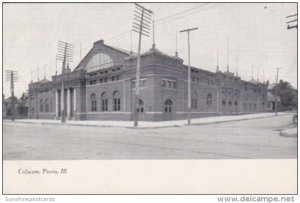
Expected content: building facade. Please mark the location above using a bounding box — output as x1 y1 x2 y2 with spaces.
28 39 268 121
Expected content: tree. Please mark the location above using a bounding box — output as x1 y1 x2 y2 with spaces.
272 80 297 110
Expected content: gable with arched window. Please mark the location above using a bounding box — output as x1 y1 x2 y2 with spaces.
113 91 121 111
101 92 108 111
91 94 97 111
86 53 114 72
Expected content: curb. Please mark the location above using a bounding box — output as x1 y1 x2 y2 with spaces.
4 114 284 129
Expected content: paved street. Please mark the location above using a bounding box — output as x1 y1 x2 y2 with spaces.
3 114 297 159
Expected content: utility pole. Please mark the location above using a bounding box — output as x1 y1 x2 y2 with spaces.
274 67 284 116
180 27 198 125
57 41 74 123
286 13 297 30
132 3 153 127
5 70 18 121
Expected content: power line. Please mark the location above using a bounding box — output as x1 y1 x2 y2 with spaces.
105 3 214 44
155 3 207 23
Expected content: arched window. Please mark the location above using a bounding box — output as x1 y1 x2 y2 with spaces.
91 94 97 111
192 91 198 109
206 93 212 105
101 92 108 111
45 99 49 112
86 53 114 72
164 99 173 113
40 99 43 112
113 91 121 111
138 99 144 113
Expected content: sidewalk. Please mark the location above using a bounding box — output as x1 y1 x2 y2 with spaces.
3 112 289 128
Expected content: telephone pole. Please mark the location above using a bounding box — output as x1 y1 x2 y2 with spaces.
132 3 153 127
57 41 74 123
5 70 18 121
180 27 198 125
274 68 284 116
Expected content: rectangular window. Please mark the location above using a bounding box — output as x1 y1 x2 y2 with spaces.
102 99 108 111
117 75 120 80
91 101 97 111
114 98 121 111
112 76 116 81
192 99 198 109
162 79 176 89
173 81 176 89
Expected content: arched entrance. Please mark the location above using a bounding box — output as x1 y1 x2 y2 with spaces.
163 99 173 120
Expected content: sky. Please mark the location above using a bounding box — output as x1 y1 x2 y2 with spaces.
3 3 297 98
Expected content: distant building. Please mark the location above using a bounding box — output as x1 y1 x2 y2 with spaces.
3 96 19 119
28 39 268 121
3 93 29 119
266 84 282 111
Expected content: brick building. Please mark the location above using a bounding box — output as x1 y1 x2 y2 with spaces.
28 39 268 121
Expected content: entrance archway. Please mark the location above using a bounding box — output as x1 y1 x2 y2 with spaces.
163 99 173 120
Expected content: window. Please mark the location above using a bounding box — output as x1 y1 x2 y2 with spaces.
138 99 144 113
234 101 238 106
162 79 176 89
222 88 227 95
86 53 114 72
40 99 43 112
112 76 116 81
117 75 121 80
235 90 239 96
229 101 232 105
113 91 121 111
222 100 226 106
45 99 49 112
206 93 212 105
164 99 173 113
91 94 97 111
132 79 147 88
90 80 97 85
192 91 198 109
101 92 108 111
